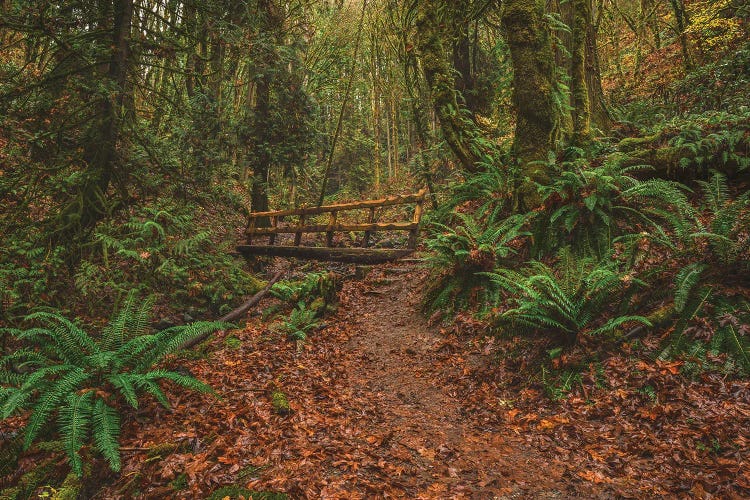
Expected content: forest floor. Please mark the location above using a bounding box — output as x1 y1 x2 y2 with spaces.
95 260 749 499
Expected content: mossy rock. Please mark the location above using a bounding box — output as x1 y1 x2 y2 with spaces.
224 335 242 349
308 297 326 317
50 472 82 500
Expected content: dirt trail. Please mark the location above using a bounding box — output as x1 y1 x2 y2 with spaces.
108 263 573 498
334 264 565 498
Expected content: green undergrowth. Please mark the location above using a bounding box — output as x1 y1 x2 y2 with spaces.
268 271 338 344
0 291 222 482
425 96 750 399
1 190 262 327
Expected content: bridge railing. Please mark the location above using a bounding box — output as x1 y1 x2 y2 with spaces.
238 188 427 263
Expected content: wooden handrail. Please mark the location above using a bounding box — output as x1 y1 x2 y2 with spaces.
246 221 418 236
246 189 427 219
243 188 427 253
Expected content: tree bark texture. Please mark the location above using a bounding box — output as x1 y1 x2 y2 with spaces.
501 0 559 181
415 2 481 173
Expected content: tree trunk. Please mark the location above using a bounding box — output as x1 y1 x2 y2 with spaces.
415 2 481 173
53 0 133 250
249 0 283 225
571 0 591 144
502 0 559 188
669 0 694 71
587 0 612 132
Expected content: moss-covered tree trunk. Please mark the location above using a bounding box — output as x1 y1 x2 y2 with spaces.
571 0 591 144
669 0 694 71
249 0 283 225
502 0 559 203
415 2 481 173
586 0 612 132
52 0 133 251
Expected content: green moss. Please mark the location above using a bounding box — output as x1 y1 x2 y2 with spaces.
501 0 560 206
51 472 82 500
308 297 326 316
618 133 662 152
1 461 56 500
146 441 181 459
169 473 188 491
206 485 288 500
224 335 242 349
271 390 290 416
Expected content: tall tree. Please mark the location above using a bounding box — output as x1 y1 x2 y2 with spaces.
571 0 591 144
414 1 482 173
501 0 559 189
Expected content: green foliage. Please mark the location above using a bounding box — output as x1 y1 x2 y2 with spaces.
78 204 261 313
668 115 750 173
541 366 582 401
0 292 223 476
663 299 750 376
489 250 650 341
0 242 65 321
274 302 320 341
423 210 526 314
270 272 330 304
428 162 515 224
529 153 692 258
691 173 750 268
665 173 749 355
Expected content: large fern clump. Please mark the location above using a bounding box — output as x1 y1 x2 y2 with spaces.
528 153 692 259
488 249 651 342
75 204 262 314
0 292 224 476
661 173 750 366
423 210 527 314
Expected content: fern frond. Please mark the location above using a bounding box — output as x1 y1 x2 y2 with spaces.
108 373 140 408
674 263 708 313
24 368 90 450
146 370 215 395
135 321 226 371
23 312 99 363
92 398 121 471
589 315 652 336
58 391 94 477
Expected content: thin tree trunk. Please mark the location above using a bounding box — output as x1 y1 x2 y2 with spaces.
571 0 591 144
669 0 693 71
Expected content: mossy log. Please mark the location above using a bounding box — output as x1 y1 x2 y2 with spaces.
616 126 750 181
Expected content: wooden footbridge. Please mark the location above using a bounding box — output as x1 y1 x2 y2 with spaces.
237 188 427 264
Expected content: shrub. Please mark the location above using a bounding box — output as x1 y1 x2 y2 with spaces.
423 210 526 314
0 292 224 476
489 250 650 342
528 153 692 259
274 302 320 341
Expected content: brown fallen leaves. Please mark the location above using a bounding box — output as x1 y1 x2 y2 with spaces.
84 262 749 498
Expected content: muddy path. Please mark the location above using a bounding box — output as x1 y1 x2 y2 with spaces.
322 263 566 498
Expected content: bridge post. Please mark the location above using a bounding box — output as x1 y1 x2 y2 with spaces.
362 207 375 248
408 197 424 249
